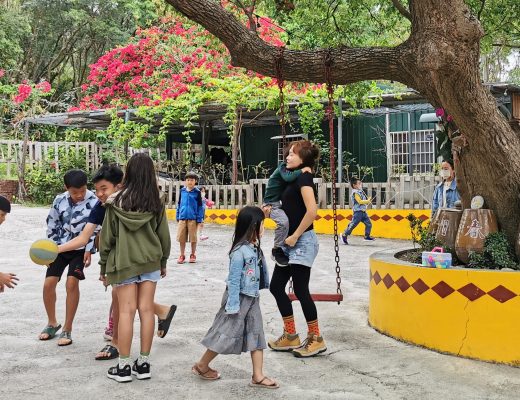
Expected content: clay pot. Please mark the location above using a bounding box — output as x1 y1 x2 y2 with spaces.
435 208 462 250
455 209 498 264
429 210 440 234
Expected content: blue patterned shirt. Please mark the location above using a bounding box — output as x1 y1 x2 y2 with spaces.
46 190 99 253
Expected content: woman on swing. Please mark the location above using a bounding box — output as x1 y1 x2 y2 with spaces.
268 140 327 357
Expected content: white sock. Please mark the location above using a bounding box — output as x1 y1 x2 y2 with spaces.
118 357 131 369
137 354 150 366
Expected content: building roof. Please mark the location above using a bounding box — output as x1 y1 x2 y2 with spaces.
23 84 520 133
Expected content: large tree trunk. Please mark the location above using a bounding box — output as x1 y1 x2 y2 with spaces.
165 0 520 250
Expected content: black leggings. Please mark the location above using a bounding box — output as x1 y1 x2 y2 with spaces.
269 264 317 322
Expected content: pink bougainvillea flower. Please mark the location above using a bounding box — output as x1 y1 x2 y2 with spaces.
36 81 51 93
0 69 4 78
446 115 453 122
435 108 445 117
13 84 32 104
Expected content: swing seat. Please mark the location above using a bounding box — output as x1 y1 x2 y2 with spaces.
287 292 343 303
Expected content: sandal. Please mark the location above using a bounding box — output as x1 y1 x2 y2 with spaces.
39 324 62 340
191 364 221 380
157 305 177 338
189 254 196 263
57 331 73 346
249 376 280 389
95 344 119 360
177 255 186 264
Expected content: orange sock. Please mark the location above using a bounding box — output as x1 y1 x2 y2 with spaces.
283 315 296 335
307 319 320 336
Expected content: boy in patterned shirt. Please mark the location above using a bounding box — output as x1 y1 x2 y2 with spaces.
38 169 98 346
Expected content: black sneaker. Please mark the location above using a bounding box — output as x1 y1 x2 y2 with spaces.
132 360 151 380
107 364 132 383
271 247 289 267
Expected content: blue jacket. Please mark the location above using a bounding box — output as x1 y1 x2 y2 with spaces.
432 178 460 215
351 189 369 212
225 243 270 314
176 187 204 223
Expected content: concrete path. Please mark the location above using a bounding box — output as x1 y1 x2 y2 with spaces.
0 206 519 400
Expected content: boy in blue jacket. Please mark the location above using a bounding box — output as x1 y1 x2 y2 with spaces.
176 172 205 264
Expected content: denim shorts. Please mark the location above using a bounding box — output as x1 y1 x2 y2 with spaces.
282 230 319 268
113 270 161 287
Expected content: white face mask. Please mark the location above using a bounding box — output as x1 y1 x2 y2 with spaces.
440 169 451 179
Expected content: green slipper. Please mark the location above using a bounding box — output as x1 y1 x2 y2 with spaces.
39 324 62 341
58 331 73 346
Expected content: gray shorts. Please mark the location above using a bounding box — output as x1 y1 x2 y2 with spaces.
282 230 319 267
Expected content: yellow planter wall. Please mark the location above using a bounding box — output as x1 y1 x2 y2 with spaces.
167 209 430 240
369 251 520 365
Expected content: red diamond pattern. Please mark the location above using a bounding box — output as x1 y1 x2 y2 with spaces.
487 285 517 303
314 215 321 220
371 269 519 304
382 274 394 289
323 214 333 221
229 214 236 220
393 215 404 221
371 215 380 221
219 214 227 220
395 276 410 292
209 214 218 220
347 215 353 221
381 215 391 221
411 279 429 295
419 214 429 221
458 283 486 301
431 281 455 298
337 215 345 221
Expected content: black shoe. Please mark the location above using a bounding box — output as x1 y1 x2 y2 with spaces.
132 359 151 380
271 247 289 267
107 364 132 383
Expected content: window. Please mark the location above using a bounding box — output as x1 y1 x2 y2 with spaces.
271 134 304 164
389 129 436 175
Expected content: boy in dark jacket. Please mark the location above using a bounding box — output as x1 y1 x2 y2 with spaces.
176 172 204 264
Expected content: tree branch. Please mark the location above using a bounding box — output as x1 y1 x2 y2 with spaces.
390 0 411 21
164 0 411 85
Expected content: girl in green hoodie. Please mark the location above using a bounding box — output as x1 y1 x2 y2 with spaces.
99 153 171 383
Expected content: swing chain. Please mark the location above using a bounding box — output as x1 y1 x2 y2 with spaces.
275 46 287 149
325 51 342 301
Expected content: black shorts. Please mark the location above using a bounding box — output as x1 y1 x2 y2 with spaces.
46 250 86 281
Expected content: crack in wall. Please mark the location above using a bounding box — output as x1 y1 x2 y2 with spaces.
457 270 471 356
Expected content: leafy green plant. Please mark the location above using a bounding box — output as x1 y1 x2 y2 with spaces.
406 213 441 250
467 232 519 270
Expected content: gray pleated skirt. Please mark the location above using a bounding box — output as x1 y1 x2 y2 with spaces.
201 290 266 355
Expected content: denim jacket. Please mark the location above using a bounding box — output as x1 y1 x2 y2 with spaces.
432 178 460 215
225 243 270 314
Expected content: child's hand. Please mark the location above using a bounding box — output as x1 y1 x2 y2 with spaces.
99 274 107 287
0 272 18 290
262 205 272 218
285 235 298 247
302 167 312 173
161 267 167 278
83 252 92 268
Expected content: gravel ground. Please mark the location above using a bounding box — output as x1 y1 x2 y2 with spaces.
1 205 519 400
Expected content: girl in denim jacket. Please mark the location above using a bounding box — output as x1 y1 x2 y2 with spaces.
192 206 279 389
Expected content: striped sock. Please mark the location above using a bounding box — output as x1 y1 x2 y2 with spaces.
283 315 296 335
307 319 320 336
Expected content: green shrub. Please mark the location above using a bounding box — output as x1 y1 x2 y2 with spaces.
467 232 519 270
406 213 442 251
25 148 89 205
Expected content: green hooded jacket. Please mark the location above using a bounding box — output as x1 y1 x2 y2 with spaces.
99 196 171 285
